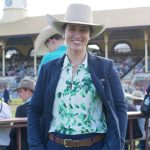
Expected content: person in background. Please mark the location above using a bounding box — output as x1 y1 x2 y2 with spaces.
146 84 150 94
35 27 67 73
0 98 12 150
138 84 150 150
8 77 35 150
3 86 10 104
28 3 127 150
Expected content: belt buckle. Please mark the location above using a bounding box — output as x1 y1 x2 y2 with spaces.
64 139 72 147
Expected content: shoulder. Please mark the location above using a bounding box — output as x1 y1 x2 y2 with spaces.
42 55 64 71
41 53 51 61
17 103 27 109
38 57 62 80
43 58 59 68
96 55 113 64
16 103 28 117
16 103 27 112
89 53 114 68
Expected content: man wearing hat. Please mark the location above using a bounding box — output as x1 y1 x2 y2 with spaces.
28 3 127 150
34 27 67 73
8 77 35 150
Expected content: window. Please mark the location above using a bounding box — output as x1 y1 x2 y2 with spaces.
6 48 18 58
30 49 35 57
87 44 101 55
113 43 132 53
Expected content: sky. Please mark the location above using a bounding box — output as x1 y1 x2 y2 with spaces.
1 0 150 18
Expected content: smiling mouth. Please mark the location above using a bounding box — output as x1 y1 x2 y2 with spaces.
73 40 82 44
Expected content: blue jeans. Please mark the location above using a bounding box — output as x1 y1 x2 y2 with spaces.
46 132 104 150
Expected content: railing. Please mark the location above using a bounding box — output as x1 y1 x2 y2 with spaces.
127 111 149 150
0 112 149 150
0 117 27 150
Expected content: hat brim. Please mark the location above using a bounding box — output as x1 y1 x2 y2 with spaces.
46 14 106 39
34 26 59 55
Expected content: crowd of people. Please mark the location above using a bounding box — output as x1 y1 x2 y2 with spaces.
3 57 35 78
0 52 145 80
111 55 143 77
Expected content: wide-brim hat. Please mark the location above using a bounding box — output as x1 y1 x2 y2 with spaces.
34 26 59 55
47 3 106 39
17 77 36 92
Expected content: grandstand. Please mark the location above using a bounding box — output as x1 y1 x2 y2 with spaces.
0 0 150 98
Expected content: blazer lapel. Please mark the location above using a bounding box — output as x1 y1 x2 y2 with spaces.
47 55 65 100
88 53 108 105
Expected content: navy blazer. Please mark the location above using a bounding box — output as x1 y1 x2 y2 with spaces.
28 53 128 150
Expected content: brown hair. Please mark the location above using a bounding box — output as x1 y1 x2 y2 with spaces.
45 34 63 45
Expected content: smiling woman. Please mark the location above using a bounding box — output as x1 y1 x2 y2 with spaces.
28 3 128 150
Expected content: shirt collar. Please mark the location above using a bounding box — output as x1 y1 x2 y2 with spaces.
62 53 88 70
25 97 32 103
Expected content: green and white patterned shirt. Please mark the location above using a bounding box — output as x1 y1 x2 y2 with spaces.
49 54 107 135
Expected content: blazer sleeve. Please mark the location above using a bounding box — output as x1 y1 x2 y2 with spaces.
28 65 46 150
107 60 128 149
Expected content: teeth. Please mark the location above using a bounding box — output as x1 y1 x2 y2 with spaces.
73 41 81 44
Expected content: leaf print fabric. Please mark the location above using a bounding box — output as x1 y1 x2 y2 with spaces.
49 55 107 134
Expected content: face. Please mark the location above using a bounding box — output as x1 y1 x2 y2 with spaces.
64 24 91 54
47 38 63 52
46 39 56 52
18 88 32 101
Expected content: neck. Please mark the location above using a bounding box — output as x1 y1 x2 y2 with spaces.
67 51 86 66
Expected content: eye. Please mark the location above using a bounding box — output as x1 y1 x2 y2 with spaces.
68 27 76 31
81 28 89 32
80 26 90 33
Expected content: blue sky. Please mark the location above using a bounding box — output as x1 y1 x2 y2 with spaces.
1 0 150 18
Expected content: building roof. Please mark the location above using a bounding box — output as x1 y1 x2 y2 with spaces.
0 6 150 37
93 6 150 29
0 16 47 37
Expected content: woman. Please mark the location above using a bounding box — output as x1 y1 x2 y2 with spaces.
28 3 128 150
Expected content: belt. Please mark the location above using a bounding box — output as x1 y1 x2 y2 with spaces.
48 133 105 148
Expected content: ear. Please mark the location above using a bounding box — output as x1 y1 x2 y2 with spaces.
89 34 91 40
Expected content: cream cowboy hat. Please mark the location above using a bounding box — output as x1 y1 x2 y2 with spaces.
47 3 106 39
34 26 60 55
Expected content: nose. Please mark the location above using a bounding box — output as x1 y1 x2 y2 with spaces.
74 30 81 38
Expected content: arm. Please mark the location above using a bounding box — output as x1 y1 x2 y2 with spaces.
28 66 46 150
107 61 128 149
